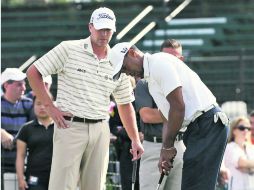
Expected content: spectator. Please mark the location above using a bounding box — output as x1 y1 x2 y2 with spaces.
109 42 229 190
1 68 34 190
16 95 54 190
224 116 254 190
160 39 184 61
26 7 143 190
249 110 254 144
136 39 186 190
25 75 52 99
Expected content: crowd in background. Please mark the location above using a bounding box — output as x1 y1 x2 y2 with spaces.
1 67 254 190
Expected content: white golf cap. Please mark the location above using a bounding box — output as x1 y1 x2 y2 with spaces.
1 68 26 85
109 42 132 80
90 7 116 32
43 75 52 84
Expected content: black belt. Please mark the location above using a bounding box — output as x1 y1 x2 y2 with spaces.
144 136 162 143
64 116 103 123
144 132 184 143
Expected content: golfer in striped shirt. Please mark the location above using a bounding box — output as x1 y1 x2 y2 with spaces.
26 7 144 190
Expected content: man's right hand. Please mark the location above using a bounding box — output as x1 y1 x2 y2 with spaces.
1 129 14 150
130 139 144 160
45 103 72 129
18 179 28 190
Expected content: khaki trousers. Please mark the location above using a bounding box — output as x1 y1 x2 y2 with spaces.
48 120 110 190
139 140 185 190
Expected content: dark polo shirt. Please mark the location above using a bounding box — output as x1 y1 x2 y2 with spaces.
17 119 54 179
135 79 163 138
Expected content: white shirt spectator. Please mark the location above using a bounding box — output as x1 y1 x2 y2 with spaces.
224 142 254 190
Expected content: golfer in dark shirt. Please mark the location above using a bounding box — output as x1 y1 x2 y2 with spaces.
16 95 54 190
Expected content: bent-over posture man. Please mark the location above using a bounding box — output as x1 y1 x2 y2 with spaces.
136 39 186 190
26 8 143 190
109 42 229 190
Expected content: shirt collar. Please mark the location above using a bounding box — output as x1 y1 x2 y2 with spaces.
143 53 152 79
82 36 111 61
36 119 54 127
82 37 94 54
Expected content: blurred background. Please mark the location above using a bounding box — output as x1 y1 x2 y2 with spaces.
1 0 254 189
2 0 254 111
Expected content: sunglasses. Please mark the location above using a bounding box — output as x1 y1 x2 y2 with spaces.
235 125 251 131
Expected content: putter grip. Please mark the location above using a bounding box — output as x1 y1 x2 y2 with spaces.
158 173 164 184
132 160 138 183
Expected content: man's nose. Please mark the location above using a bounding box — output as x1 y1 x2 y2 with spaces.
21 84 26 91
101 29 109 36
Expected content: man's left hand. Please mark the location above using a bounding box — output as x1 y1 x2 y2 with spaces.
158 147 177 175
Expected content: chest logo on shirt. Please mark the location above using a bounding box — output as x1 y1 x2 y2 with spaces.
77 68 86 73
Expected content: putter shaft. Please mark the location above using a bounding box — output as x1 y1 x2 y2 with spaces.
132 160 138 190
156 173 165 190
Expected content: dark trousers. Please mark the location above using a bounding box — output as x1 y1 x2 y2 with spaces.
28 184 48 190
182 107 229 190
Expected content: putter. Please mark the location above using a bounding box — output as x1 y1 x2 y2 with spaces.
131 160 138 190
155 173 165 190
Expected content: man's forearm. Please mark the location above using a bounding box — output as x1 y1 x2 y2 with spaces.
140 107 163 124
118 103 140 141
164 87 185 148
163 108 184 148
26 65 53 107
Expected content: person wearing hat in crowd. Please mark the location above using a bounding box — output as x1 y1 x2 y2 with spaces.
26 7 144 190
1 68 34 190
109 42 229 190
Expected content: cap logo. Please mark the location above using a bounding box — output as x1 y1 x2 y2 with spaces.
121 47 128 53
97 13 114 21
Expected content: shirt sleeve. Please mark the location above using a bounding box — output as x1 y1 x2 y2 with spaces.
135 80 154 112
151 54 182 98
224 143 243 168
112 74 135 105
34 41 69 77
16 124 29 143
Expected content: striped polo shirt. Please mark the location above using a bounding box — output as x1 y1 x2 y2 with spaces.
1 95 34 136
34 37 134 120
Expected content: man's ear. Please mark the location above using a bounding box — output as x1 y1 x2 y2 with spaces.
128 48 137 57
3 83 8 91
88 23 93 32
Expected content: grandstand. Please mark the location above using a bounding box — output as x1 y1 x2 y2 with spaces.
2 0 254 110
